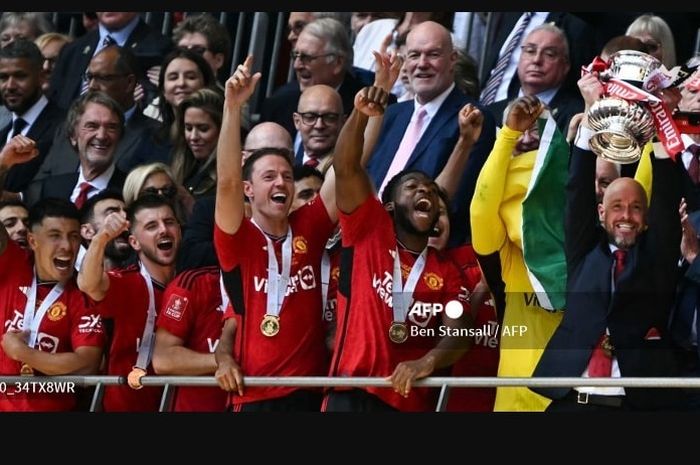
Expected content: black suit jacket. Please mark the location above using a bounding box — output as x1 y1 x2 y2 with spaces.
480 12 597 101
48 20 172 110
487 87 584 134
1 101 63 193
176 195 218 273
37 167 128 206
259 70 379 137
532 145 684 409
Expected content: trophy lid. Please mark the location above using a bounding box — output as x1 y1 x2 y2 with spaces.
605 50 662 86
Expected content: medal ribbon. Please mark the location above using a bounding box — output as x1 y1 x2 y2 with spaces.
22 272 64 348
391 247 428 324
320 250 331 319
134 262 157 370
251 220 293 318
219 271 229 313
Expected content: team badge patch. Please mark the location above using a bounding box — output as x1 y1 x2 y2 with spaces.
423 272 444 290
47 302 67 321
164 294 189 321
293 236 308 254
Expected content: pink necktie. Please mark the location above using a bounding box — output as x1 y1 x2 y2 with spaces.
378 108 427 197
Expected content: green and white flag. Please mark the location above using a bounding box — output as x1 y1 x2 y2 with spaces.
521 111 569 310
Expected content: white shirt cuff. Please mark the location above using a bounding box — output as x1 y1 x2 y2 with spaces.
574 125 595 151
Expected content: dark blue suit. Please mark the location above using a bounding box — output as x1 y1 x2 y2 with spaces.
532 145 684 410
366 86 496 246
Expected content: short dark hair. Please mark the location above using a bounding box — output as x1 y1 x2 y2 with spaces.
98 44 141 77
293 164 324 182
28 198 80 230
172 13 232 58
0 38 44 70
79 189 124 225
126 193 176 231
380 169 433 205
242 147 294 181
65 90 125 142
0 199 28 212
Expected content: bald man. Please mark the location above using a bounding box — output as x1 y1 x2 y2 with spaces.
533 118 685 411
177 121 294 272
366 20 496 247
292 84 344 174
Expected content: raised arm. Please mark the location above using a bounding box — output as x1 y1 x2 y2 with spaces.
215 55 261 235
334 86 389 214
435 104 483 201
360 50 402 167
77 211 129 302
471 96 542 255
0 135 38 255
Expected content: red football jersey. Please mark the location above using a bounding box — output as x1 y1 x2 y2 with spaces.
96 266 164 412
156 266 227 412
215 197 335 405
329 196 467 412
445 244 499 412
0 241 105 411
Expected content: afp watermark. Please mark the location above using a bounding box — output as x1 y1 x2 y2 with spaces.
407 300 527 339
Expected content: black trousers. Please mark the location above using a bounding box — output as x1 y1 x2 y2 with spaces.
234 389 322 412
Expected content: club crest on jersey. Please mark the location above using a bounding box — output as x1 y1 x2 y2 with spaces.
423 272 443 291
293 236 308 254
47 302 67 321
164 294 189 321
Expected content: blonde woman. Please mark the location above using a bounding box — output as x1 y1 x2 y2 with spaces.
122 162 193 222
625 14 676 68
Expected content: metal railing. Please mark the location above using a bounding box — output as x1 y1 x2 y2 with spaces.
3 375 699 412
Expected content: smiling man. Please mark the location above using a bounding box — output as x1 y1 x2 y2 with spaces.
78 194 181 411
0 135 105 411
213 56 339 411
36 91 127 208
0 39 63 194
325 86 472 412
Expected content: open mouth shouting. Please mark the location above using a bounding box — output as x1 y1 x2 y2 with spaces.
271 192 288 205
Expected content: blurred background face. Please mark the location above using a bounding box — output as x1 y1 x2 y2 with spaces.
293 31 342 91
0 205 29 248
629 32 663 62
291 175 322 212
38 39 67 92
140 172 178 200
177 32 223 75
287 12 315 47
1 20 32 48
513 122 540 156
184 106 219 160
427 197 450 250
517 29 570 95
163 58 205 107
96 12 138 31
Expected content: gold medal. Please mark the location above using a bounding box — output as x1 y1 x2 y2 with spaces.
389 322 408 344
260 314 280 337
20 363 34 376
127 367 147 390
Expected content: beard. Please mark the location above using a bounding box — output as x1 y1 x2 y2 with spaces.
105 238 133 264
608 230 637 250
392 202 438 238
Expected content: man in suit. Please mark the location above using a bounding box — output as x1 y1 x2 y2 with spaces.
259 17 368 141
292 84 344 174
367 21 496 246
36 91 127 207
47 12 172 111
532 74 684 411
480 12 596 105
486 24 583 134
30 45 160 189
0 39 63 194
